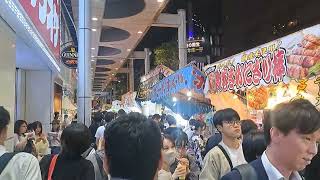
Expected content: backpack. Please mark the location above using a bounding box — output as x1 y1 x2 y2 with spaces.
217 145 258 180
0 152 18 175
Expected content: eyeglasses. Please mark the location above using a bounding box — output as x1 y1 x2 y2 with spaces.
223 120 241 126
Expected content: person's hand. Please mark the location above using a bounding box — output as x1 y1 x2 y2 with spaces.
172 159 189 180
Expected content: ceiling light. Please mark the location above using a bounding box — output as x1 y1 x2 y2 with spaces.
92 17 98 21
91 59 95 62
138 31 143 34
157 0 164 2
127 49 131 52
187 91 192 97
91 48 95 50
92 29 97 32
91 55 94 58
112 73 115 76
115 68 119 70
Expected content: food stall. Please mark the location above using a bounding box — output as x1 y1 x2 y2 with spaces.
151 65 212 120
204 24 320 123
136 65 174 116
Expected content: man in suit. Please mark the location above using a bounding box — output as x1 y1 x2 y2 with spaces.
222 99 320 180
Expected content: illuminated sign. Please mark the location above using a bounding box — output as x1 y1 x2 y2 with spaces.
61 45 78 69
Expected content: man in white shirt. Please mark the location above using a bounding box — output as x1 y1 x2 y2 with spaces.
0 106 42 180
200 108 247 180
222 99 320 180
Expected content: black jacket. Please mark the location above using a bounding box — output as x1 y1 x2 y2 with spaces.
221 158 268 180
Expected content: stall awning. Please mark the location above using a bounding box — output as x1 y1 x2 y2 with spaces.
151 65 211 118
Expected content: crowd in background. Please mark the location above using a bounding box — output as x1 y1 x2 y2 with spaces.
0 98 319 179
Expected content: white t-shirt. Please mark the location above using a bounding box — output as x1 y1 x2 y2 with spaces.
0 145 42 180
95 126 105 140
220 141 247 167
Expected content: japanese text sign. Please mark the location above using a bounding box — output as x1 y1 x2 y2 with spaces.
151 66 206 102
204 24 320 93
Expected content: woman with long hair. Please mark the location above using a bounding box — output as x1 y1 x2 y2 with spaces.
14 120 34 152
32 121 49 157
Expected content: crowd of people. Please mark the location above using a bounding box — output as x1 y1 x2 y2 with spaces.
0 98 319 180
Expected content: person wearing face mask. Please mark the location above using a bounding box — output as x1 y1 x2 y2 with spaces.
159 133 200 180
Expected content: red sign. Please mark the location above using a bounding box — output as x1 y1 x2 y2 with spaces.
19 0 60 62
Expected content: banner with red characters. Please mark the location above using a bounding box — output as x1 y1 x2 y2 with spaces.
204 24 320 94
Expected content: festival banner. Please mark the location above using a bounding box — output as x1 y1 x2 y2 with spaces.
204 24 320 94
151 65 206 102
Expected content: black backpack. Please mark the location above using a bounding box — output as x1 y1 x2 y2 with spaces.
217 145 258 180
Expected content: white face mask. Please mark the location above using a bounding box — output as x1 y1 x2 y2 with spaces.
163 149 179 166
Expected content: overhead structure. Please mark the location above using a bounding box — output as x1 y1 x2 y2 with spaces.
71 0 170 93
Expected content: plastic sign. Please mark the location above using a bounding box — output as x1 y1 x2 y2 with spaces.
204 24 320 93
61 45 78 69
19 0 60 62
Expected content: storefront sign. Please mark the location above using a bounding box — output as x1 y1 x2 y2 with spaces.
137 65 174 101
151 66 205 102
187 39 204 53
204 24 320 93
19 0 60 62
61 45 78 69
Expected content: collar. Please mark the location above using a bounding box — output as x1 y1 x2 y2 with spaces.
0 144 7 157
261 151 302 180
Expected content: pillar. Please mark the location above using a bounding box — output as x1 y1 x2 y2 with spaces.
77 0 92 126
129 59 134 92
178 9 187 69
144 48 150 75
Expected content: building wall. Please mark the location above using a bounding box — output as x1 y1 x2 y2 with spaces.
25 70 54 133
0 17 16 151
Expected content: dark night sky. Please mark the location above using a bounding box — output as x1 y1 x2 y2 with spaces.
133 0 320 90
137 0 320 59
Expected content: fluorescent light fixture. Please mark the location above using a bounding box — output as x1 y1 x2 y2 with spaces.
92 29 97 32
138 31 143 34
187 91 192 97
5 0 60 72
91 59 95 62
91 48 95 50
172 97 177 102
92 17 98 21
91 55 94 58
157 0 164 2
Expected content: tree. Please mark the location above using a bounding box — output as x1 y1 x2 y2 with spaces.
154 41 179 70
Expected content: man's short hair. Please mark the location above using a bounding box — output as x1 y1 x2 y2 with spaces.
241 119 258 135
104 112 162 180
213 108 240 128
166 115 176 126
263 99 320 145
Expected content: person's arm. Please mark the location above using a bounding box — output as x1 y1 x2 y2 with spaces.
25 155 42 180
14 134 28 151
95 127 103 146
187 154 201 180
